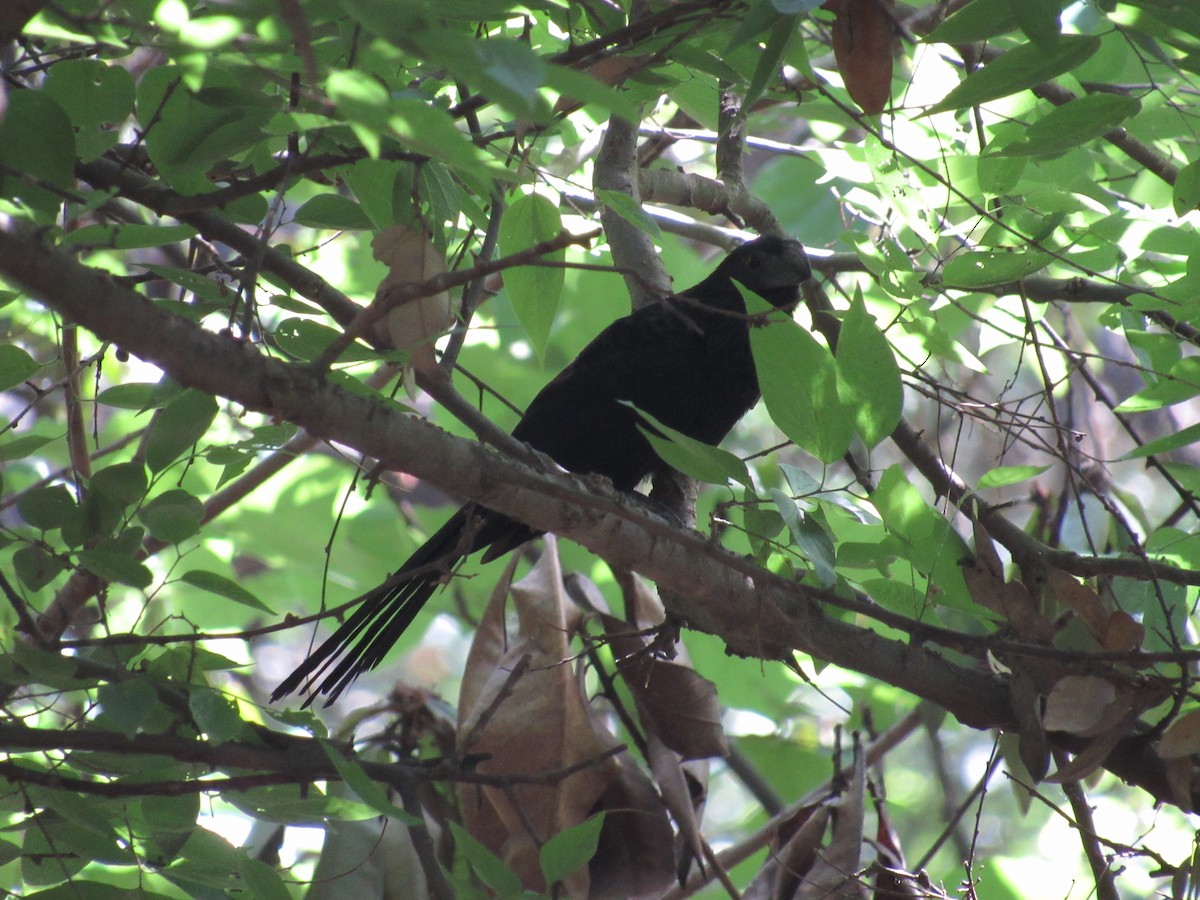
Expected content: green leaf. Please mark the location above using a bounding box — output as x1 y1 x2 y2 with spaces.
78 548 153 589
97 678 162 737
320 741 422 824
181 569 274 613
596 188 661 238
926 36 1100 114
1174 159 1200 216
836 292 902 447
1009 0 1061 50
771 489 836 585
941 250 1052 289
995 94 1140 157
0 91 76 211
293 194 374 231
544 63 641 121
744 14 796 110
727 0 787 52
95 380 180 410
143 265 228 304
63 223 199 250
1116 357 1200 412
540 813 605 888
0 434 53 462
140 794 200 866
137 489 203 543
62 490 122 548
13 545 67 591
343 159 410 230
91 462 149 506
0 344 40 391
631 404 750 486
273 317 374 363
23 814 91 885
145 389 219 472
239 858 292 900
499 192 566 361
449 821 523 896
18 485 78 531
136 66 273 193
1120 422 1200 460
188 687 245 744
871 465 972 611
977 464 1051 488
470 37 549 122
745 293 855 464
927 0 1020 43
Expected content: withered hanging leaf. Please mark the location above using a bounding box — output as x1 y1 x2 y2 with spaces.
456 539 617 894
370 225 455 376
1042 675 1117 736
1159 708 1200 760
822 0 896 116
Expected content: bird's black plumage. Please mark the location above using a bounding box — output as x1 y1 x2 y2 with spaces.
273 236 811 705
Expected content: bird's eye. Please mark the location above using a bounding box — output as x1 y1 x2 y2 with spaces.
748 254 762 269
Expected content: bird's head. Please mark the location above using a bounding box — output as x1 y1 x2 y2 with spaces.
720 235 811 309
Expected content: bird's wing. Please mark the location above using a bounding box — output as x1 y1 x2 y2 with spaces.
513 300 709 490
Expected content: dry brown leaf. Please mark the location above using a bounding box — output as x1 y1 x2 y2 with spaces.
1048 704 1144 784
796 746 867 899
1045 569 1109 641
586 758 677 899
743 802 832 900
455 538 617 894
1102 610 1145 653
1159 708 1200 760
1163 756 1196 812
1041 675 1117 736
970 518 1005 580
645 732 706 876
604 623 728 761
962 563 1054 643
370 225 454 376
1011 668 1049 782
822 0 896 116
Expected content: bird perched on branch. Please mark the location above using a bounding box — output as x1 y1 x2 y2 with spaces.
273 235 811 705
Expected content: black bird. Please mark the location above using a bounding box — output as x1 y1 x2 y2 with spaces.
273 235 811 705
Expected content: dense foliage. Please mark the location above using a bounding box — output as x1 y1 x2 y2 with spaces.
2 0 1200 897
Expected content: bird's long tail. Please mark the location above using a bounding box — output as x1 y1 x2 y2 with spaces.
272 506 513 706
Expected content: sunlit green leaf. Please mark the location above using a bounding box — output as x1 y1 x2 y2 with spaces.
836 291 902 447
499 192 565 361
941 250 1052 288
927 36 1100 114
745 293 854 464
871 466 972 611
977 464 1052 489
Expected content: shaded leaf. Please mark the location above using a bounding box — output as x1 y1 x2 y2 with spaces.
0 344 40 391
145 389 218 472
540 813 605 890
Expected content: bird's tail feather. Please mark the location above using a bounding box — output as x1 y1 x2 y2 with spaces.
272 506 494 706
